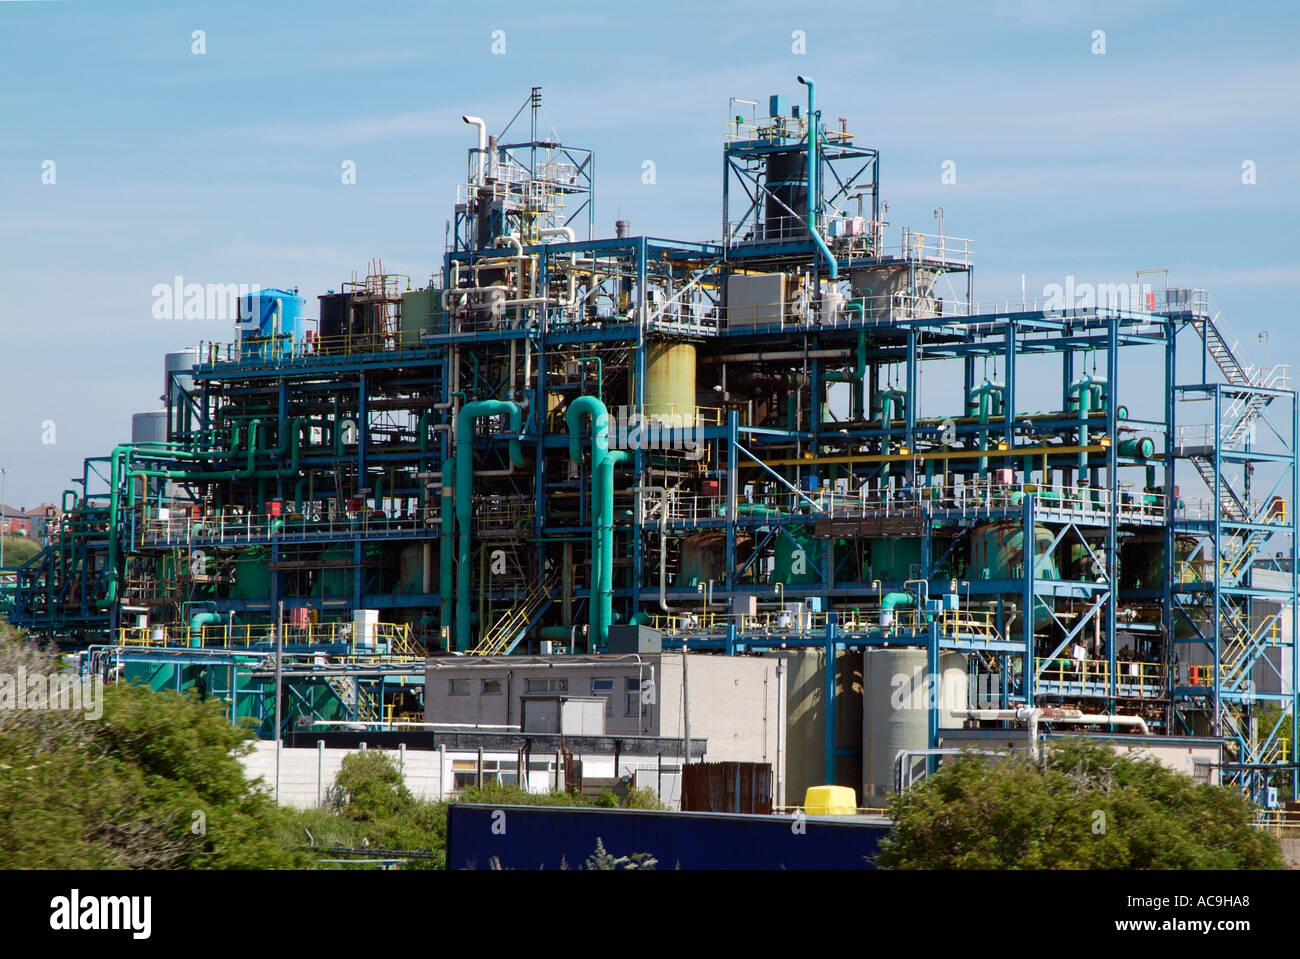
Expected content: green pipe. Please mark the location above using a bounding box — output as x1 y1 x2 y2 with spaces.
1068 377 1097 477
575 356 604 394
965 381 1004 477
566 395 622 645
595 449 630 648
455 400 527 651
796 75 838 280
1118 436 1155 459
826 330 867 419
189 611 224 648
725 503 786 517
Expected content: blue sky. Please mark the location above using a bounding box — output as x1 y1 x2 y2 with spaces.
1 0 1297 506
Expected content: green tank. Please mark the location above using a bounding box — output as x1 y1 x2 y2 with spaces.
315 544 354 598
675 532 753 587
771 530 822 586
398 544 424 593
400 288 441 347
228 549 271 601
1120 533 1203 589
866 538 922 583
970 521 1059 582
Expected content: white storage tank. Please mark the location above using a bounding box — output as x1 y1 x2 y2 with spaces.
131 410 168 444
862 647 968 807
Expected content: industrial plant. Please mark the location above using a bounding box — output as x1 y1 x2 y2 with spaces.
4 80 1296 811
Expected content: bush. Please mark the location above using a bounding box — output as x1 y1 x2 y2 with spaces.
330 750 413 821
878 738 1282 870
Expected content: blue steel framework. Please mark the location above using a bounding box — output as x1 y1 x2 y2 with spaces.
3 84 1296 799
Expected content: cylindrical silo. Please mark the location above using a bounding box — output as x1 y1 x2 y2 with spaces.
764 150 808 239
131 410 168 444
641 341 696 420
165 346 199 436
862 648 969 808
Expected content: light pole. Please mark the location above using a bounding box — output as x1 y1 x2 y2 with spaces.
0 467 8 578
1259 331 1270 376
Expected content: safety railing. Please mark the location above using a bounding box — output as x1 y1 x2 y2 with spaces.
724 115 808 143
474 498 535 532
139 507 435 546
659 481 1165 527
1254 809 1300 835
1034 657 1167 696
113 621 423 656
649 605 1002 643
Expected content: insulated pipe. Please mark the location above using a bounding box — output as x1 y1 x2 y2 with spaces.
454 401 527 652
955 707 1148 759
539 227 576 243
796 75 838 280
462 115 487 184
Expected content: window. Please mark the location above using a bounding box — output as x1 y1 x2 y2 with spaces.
625 677 650 718
452 758 519 790
448 678 470 696
591 678 614 717
525 678 568 693
482 679 502 695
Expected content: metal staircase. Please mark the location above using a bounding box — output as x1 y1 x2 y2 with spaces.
1185 301 1281 576
325 674 380 722
472 569 560 656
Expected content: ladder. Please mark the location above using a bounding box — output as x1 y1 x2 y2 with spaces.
472 570 560 656
325 674 380 723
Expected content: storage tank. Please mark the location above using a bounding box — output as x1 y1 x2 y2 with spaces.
228 549 272 601
639 341 696 421
866 537 922 582
764 150 808 240
770 529 821 586
398 544 424 593
315 544 354 599
969 521 1059 582
238 289 305 358
848 266 938 318
1119 533 1202 590
400 288 440 347
318 292 352 352
862 648 968 808
674 532 753 587
131 410 168 445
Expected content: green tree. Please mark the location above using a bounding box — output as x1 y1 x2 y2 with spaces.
878 738 1282 870
0 626 307 869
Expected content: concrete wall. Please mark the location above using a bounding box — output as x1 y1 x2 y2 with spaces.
241 741 444 809
422 653 784 803
241 741 690 809
656 653 785 802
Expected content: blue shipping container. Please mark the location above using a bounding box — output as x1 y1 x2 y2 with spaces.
446 804 889 870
